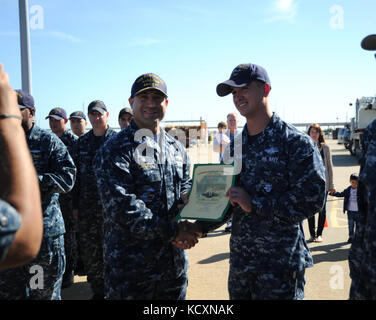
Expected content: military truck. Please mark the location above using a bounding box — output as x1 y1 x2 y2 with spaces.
349 96 376 157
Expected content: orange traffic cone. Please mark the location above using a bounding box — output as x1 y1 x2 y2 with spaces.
324 219 328 227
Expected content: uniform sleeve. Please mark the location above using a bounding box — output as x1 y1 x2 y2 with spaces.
0 200 22 262
179 144 192 197
251 139 326 225
94 145 179 243
38 135 76 195
70 139 80 210
361 128 376 206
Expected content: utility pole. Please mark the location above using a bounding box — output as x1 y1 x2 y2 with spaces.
18 0 32 93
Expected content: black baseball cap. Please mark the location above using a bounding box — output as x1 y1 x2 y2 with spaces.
130 73 167 98
15 89 35 110
361 34 376 50
45 107 67 120
118 107 133 118
69 111 87 120
88 100 107 115
216 63 271 97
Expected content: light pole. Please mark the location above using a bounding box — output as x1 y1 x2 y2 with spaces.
18 0 32 94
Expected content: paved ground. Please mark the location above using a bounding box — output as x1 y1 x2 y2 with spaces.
62 138 360 300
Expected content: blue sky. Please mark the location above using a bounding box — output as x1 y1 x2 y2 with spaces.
0 0 375 129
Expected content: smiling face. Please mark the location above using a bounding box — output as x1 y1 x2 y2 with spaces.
231 81 267 118
128 89 168 132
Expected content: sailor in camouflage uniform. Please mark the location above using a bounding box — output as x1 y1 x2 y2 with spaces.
0 200 21 266
46 107 78 287
0 90 76 300
73 100 116 299
349 34 376 300
350 119 376 299
195 64 326 300
358 119 376 298
93 73 197 300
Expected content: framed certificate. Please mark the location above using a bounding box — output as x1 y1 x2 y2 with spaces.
177 163 236 222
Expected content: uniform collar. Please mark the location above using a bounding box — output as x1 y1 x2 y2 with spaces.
242 112 280 142
130 119 170 144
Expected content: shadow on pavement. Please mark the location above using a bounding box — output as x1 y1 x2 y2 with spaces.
204 230 230 238
309 242 350 264
198 252 229 264
332 154 359 167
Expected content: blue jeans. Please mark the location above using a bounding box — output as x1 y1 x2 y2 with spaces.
347 210 358 239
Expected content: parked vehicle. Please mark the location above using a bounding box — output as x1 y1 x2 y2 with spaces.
337 128 346 144
343 128 351 149
349 96 376 157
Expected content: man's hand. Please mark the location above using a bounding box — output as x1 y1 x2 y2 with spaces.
171 221 203 250
226 186 252 213
328 189 336 196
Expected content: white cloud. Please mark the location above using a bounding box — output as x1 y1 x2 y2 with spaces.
47 31 83 43
263 0 299 24
0 30 83 43
275 0 294 11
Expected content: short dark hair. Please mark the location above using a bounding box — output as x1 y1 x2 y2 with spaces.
350 173 358 181
218 121 227 129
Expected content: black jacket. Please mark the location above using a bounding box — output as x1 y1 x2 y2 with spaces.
332 186 358 213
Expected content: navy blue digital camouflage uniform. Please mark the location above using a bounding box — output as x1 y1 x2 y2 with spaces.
57 129 78 281
0 200 22 263
0 124 76 300
73 127 116 297
197 113 326 300
349 118 376 299
93 120 192 300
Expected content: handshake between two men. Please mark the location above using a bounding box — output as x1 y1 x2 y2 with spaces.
169 191 203 250
172 221 203 250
